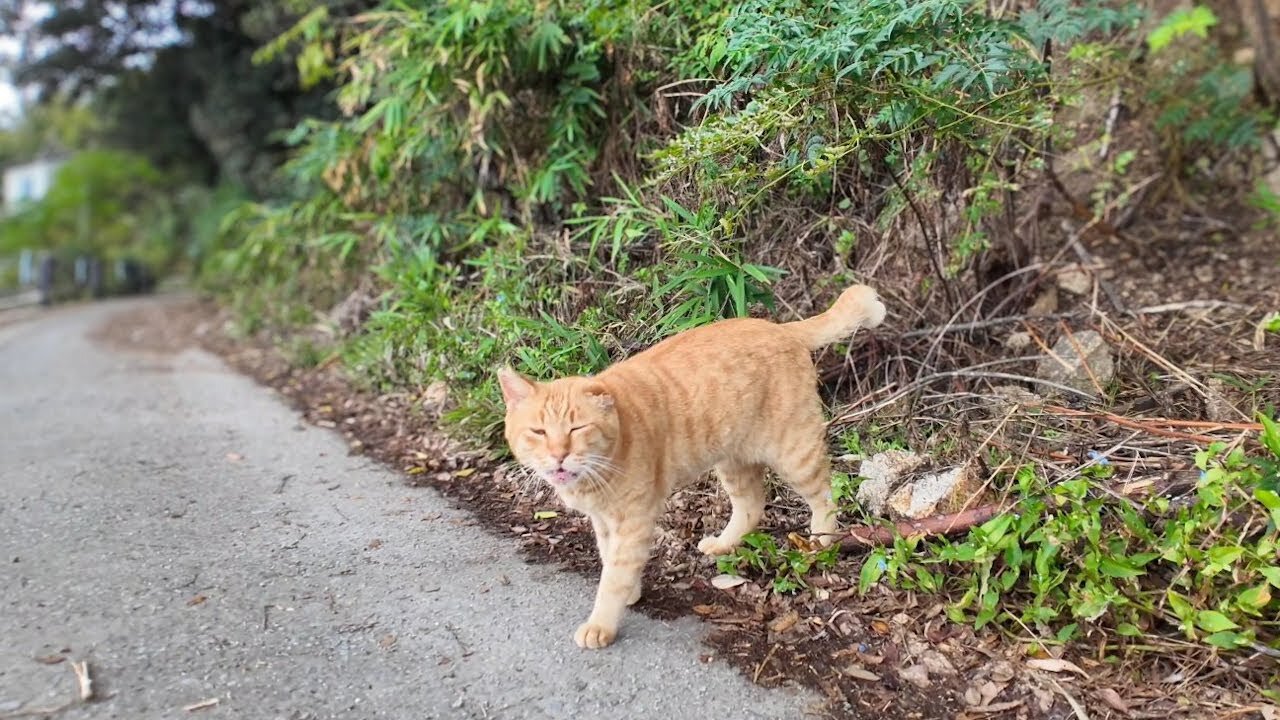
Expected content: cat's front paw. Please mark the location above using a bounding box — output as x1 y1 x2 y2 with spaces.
574 621 617 649
697 535 737 557
626 584 642 606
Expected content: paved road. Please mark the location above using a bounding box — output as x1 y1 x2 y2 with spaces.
0 300 816 720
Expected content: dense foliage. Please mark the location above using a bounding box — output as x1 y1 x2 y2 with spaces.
201 0 1271 434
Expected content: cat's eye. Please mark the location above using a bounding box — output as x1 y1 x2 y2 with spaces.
530 428 546 436
569 424 590 434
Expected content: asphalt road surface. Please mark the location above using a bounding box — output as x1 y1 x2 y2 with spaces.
0 299 816 720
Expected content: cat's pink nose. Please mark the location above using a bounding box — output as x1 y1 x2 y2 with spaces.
550 448 569 464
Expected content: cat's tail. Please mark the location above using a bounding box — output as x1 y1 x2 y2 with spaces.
783 284 887 350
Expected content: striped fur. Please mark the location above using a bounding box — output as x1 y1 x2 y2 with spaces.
498 284 886 649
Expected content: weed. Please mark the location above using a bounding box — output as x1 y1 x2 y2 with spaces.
858 419 1280 655
1261 312 1280 336
838 427 908 459
717 531 841 594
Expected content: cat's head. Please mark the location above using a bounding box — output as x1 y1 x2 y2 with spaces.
497 368 620 490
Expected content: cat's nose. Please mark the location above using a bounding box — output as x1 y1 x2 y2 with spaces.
550 448 569 464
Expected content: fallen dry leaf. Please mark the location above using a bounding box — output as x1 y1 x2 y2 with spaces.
977 680 1008 706
1120 479 1154 496
989 660 1016 683
454 468 476 478
964 686 983 707
692 604 719 616
1025 657 1088 678
710 574 747 590
366 538 383 550
533 510 559 520
844 666 881 682
869 619 891 636
186 594 207 606
769 611 800 634
33 654 65 665
899 664 932 689
855 649 883 666
786 532 817 552
1029 683 1056 713
919 649 957 676
378 634 397 649
970 700 1023 715
183 698 219 712
1097 687 1131 715
880 641 901 666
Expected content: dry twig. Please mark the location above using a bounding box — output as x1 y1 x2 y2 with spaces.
183 698 220 712
1042 405 1242 445
838 504 1004 548
70 662 92 702
0 660 95 719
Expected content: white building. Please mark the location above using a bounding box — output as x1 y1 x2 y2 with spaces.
3 156 64 214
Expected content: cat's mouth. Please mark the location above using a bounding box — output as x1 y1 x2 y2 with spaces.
547 468 577 486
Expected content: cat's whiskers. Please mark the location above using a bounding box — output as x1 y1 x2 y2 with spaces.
578 453 623 476
502 461 543 498
576 461 621 504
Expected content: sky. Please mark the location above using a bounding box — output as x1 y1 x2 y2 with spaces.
0 0 214 125
0 2 48 123
0 38 23 120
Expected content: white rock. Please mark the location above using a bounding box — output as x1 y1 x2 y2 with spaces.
887 463 979 520
1004 331 1032 350
855 450 929 517
1056 264 1092 295
1027 287 1059 317
989 384 1043 412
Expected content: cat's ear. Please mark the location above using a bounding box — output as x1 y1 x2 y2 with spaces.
582 382 615 411
497 367 536 407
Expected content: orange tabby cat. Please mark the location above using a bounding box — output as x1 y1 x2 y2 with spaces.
498 284 886 649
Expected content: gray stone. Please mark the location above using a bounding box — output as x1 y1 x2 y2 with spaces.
1056 264 1092 295
1204 377 1238 423
1004 331 1032 351
1036 329 1114 394
989 384 1043 413
1027 287 1059 317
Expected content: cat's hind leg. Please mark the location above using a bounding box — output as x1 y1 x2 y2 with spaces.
769 435 839 546
697 461 767 556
